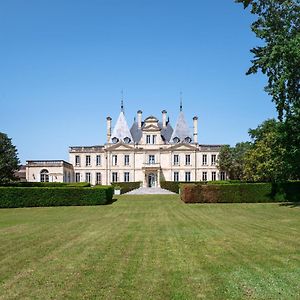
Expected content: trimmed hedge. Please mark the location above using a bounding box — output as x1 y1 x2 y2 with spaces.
1 182 91 188
111 182 141 194
0 186 114 208
180 182 300 203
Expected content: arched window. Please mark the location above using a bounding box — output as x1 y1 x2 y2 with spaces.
40 169 49 182
123 137 131 144
185 137 192 143
112 137 119 144
173 137 180 143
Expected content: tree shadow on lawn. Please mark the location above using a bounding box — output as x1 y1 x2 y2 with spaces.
105 198 118 205
279 202 300 208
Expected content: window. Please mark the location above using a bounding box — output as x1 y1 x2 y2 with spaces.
174 172 179 182
124 172 130 182
112 137 119 144
112 172 118 183
185 137 192 143
146 135 151 144
124 155 130 166
220 171 226 181
185 172 191 182
211 154 216 165
75 155 80 166
202 172 207 181
75 172 80 183
148 155 155 164
124 137 131 144
96 155 101 166
40 169 49 182
212 171 216 181
173 137 180 143
96 172 102 185
173 154 179 165
152 135 156 144
86 155 91 167
85 172 91 183
202 154 207 165
185 154 191 165
112 155 117 166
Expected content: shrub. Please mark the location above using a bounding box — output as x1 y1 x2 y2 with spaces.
111 182 141 194
0 186 114 208
180 182 300 203
161 181 205 193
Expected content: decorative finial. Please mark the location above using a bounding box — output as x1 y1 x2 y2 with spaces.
121 89 124 112
180 91 183 111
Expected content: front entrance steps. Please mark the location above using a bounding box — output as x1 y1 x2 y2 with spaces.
125 187 176 195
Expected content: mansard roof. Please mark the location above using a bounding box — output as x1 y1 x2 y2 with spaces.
170 111 193 144
110 111 133 144
130 120 173 143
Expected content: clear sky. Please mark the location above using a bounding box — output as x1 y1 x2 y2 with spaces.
0 0 277 164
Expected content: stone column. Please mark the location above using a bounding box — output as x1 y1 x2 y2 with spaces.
157 169 161 187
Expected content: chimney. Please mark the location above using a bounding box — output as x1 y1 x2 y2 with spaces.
106 116 112 142
162 110 167 128
137 110 142 129
193 116 198 144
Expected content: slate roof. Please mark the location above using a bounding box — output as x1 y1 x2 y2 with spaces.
170 111 193 143
110 112 133 143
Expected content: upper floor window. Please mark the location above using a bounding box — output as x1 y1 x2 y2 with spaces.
75 155 80 166
212 171 216 181
152 135 156 144
148 155 155 164
146 135 151 144
40 169 49 182
185 154 191 165
174 172 179 182
96 155 101 166
211 154 217 165
185 172 191 182
124 155 130 166
86 155 91 167
202 154 207 165
124 172 130 182
173 154 179 165
112 155 118 166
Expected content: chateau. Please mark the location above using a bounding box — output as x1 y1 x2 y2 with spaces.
26 104 226 186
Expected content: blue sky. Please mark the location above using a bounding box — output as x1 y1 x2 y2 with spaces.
0 0 277 164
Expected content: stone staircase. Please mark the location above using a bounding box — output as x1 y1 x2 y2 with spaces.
125 187 176 195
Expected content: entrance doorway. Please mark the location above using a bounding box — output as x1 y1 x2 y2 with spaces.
148 173 156 188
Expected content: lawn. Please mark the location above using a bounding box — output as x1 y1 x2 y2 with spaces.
0 195 299 299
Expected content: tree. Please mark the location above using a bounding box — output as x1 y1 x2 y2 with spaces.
0 132 20 183
243 119 289 181
235 0 300 121
217 142 252 180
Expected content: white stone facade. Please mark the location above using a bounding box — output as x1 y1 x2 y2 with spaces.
26 108 226 186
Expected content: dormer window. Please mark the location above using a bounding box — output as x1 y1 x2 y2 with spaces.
173 137 180 143
112 137 119 144
123 137 131 144
185 137 192 143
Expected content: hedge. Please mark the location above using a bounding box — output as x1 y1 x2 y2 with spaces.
0 186 114 208
111 182 141 194
180 182 300 203
1 182 91 187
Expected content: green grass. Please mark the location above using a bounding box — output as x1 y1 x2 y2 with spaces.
0 195 299 299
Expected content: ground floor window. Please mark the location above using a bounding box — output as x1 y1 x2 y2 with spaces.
112 172 118 183
124 172 130 182
173 172 179 182
96 172 102 185
40 169 49 182
212 171 216 181
75 173 80 182
220 171 225 180
185 171 191 182
202 172 207 181
85 172 91 183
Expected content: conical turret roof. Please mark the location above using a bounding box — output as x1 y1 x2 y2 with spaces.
170 111 193 143
110 111 133 144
